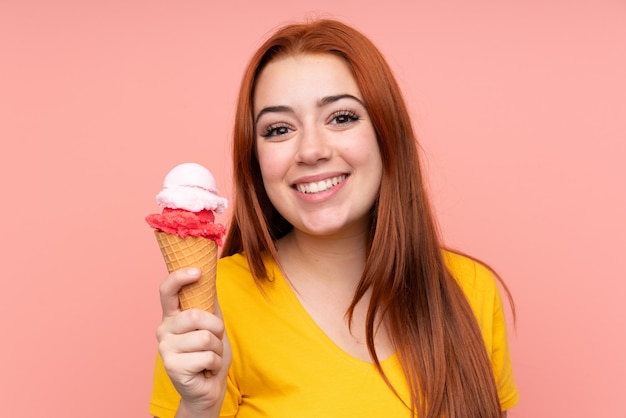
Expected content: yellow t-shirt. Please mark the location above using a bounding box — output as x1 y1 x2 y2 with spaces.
150 251 519 417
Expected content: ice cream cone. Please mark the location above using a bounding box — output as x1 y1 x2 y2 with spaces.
154 230 218 313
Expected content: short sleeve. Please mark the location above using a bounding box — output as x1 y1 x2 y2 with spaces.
490 287 520 410
443 251 520 411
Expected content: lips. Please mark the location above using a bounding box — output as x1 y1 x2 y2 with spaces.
294 174 347 194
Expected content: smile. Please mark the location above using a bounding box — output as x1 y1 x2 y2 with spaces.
295 175 347 194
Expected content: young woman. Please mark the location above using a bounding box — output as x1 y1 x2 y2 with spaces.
151 19 519 418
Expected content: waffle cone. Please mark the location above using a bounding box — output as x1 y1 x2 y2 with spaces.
154 230 218 313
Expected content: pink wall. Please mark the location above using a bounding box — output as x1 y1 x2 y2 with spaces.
1 1 624 416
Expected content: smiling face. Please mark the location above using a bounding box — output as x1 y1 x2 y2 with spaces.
253 53 383 239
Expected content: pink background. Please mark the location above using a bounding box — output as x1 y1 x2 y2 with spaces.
1 1 625 416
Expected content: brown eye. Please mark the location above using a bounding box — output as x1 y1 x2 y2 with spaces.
330 110 359 125
261 124 292 138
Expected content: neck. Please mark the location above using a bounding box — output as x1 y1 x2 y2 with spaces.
276 228 368 289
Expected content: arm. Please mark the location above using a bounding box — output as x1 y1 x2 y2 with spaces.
156 268 232 418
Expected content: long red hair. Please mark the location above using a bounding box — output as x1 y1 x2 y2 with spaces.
222 19 507 417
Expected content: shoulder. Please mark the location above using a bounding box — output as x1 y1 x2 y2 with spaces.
217 252 251 273
443 250 499 299
216 252 278 283
216 252 279 306
442 250 502 323
216 252 255 294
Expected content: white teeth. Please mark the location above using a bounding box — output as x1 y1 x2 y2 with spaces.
296 175 346 194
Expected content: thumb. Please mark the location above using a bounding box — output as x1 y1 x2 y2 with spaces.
159 267 202 317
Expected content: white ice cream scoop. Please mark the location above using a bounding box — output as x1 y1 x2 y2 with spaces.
156 162 228 213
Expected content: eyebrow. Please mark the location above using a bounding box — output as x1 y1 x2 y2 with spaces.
319 94 365 107
254 94 365 124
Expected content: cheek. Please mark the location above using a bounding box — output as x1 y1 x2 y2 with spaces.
257 146 287 188
256 142 274 173
257 149 291 215
359 148 384 190
343 141 383 173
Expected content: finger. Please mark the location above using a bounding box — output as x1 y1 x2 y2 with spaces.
156 308 225 349
163 350 225 378
159 267 202 317
168 308 225 336
162 328 224 355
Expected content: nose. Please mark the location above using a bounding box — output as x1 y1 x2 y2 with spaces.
295 127 332 165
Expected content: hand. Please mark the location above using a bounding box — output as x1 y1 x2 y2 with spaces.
156 268 232 417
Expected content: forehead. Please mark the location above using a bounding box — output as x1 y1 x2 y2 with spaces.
253 53 361 108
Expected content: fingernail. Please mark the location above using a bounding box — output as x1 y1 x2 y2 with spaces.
187 268 201 276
